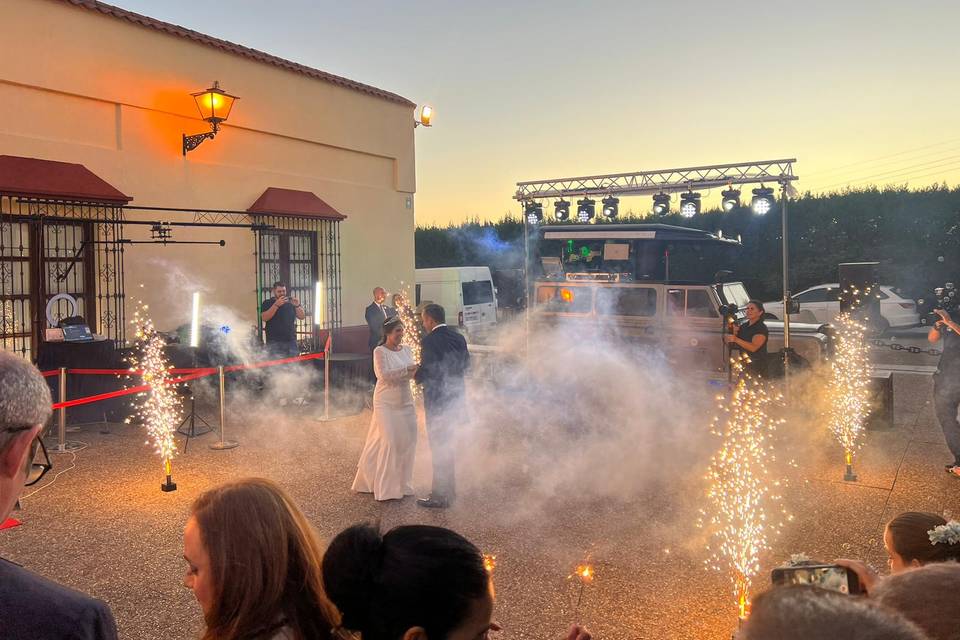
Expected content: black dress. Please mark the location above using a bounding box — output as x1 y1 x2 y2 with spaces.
734 319 769 377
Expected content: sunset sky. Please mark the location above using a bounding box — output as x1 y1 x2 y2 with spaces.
114 0 960 226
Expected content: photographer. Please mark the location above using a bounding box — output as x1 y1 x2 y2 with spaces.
261 281 306 358
928 307 960 477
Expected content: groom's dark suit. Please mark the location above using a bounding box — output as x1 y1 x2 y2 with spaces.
415 324 469 501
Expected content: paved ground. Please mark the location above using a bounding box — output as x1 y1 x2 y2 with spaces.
1 337 957 640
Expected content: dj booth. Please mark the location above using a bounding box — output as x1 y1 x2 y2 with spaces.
38 338 131 425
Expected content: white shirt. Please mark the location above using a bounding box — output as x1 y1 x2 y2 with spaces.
430 323 447 333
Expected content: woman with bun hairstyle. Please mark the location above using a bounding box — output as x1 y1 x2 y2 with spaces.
837 511 960 594
323 523 591 640
183 478 339 640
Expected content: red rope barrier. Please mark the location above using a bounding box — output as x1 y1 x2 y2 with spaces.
47 352 326 410
50 371 214 410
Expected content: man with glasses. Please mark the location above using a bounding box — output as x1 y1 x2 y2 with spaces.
0 351 118 639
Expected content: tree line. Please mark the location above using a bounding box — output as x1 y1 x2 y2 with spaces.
415 185 960 302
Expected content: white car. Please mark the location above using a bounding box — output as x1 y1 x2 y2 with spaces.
764 283 919 331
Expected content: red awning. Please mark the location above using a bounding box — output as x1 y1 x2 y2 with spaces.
247 187 346 221
0 155 131 204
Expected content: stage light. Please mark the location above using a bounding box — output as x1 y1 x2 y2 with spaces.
525 201 543 225
751 187 776 215
314 281 325 327
577 198 595 223
601 196 619 219
183 81 238 155
721 188 741 211
555 199 571 221
680 192 701 218
652 193 671 215
189 292 201 347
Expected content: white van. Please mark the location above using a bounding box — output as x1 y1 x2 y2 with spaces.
415 266 498 336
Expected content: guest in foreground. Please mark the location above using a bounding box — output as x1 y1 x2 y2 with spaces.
415 303 469 508
736 585 926 640
323 523 590 640
351 316 419 501
183 477 339 640
873 562 960 640
837 511 960 594
0 350 119 640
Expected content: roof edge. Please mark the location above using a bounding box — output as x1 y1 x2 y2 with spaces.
62 0 417 108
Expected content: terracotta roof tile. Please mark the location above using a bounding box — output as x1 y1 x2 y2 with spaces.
248 187 346 220
0 155 132 203
62 0 416 107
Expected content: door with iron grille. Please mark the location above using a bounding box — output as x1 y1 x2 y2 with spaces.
258 230 318 349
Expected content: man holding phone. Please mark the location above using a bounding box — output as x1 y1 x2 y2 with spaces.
261 281 306 358
928 306 960 477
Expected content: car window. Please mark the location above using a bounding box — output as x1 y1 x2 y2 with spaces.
462 281 494 306
596 287 657 317
686 289 718 318
667 289 685 316
796 288 828 303
536 285 592 314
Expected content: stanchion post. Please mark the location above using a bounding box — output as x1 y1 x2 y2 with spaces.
49 368 83 454
209 365 238 450
317 334 335 422
57 367 67 452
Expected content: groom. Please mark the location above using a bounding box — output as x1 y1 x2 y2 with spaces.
415 303 469 508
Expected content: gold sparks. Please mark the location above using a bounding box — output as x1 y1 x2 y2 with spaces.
702 355 786 620
128 302 182 482
825 288 872 476
483 553 497 574
394 286 423 397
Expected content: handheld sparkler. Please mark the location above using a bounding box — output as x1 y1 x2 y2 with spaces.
568 562 595 621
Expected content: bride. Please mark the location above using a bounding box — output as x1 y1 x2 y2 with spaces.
351 316 419 501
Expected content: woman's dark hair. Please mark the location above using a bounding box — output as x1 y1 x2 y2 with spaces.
423 303 445 325
322 524 489 640
747 299 765 312
378 316 403 347
887 512 959 564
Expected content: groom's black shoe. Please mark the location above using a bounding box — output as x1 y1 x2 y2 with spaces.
417 495 449 509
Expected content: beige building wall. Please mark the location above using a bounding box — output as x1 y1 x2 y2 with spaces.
0 0 416 334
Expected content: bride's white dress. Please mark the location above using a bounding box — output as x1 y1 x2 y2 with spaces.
351 345 417 500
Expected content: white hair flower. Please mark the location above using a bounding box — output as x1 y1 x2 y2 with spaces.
928 520 960 546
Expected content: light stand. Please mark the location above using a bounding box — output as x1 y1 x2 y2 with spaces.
779 180 794 395
176 347 215 451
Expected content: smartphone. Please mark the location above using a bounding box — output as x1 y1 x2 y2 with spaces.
771 564 862 595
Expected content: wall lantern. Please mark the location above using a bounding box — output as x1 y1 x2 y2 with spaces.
182 80 238 155
415 104 433 127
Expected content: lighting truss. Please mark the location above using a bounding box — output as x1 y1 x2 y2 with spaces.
514 158 797 201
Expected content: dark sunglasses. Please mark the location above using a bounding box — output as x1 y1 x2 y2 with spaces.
4 426 53 486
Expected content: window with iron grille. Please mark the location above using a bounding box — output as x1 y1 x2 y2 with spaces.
254 216 342 352
1 196 125 360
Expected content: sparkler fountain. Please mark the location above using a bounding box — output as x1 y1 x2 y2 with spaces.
128 302 183 492
703 355 787 621
393 287 423 396
826 287 873 482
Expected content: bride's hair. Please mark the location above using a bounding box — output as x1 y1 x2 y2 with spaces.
378 316 403 347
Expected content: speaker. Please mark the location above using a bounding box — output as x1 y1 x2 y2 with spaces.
839 262 881 328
